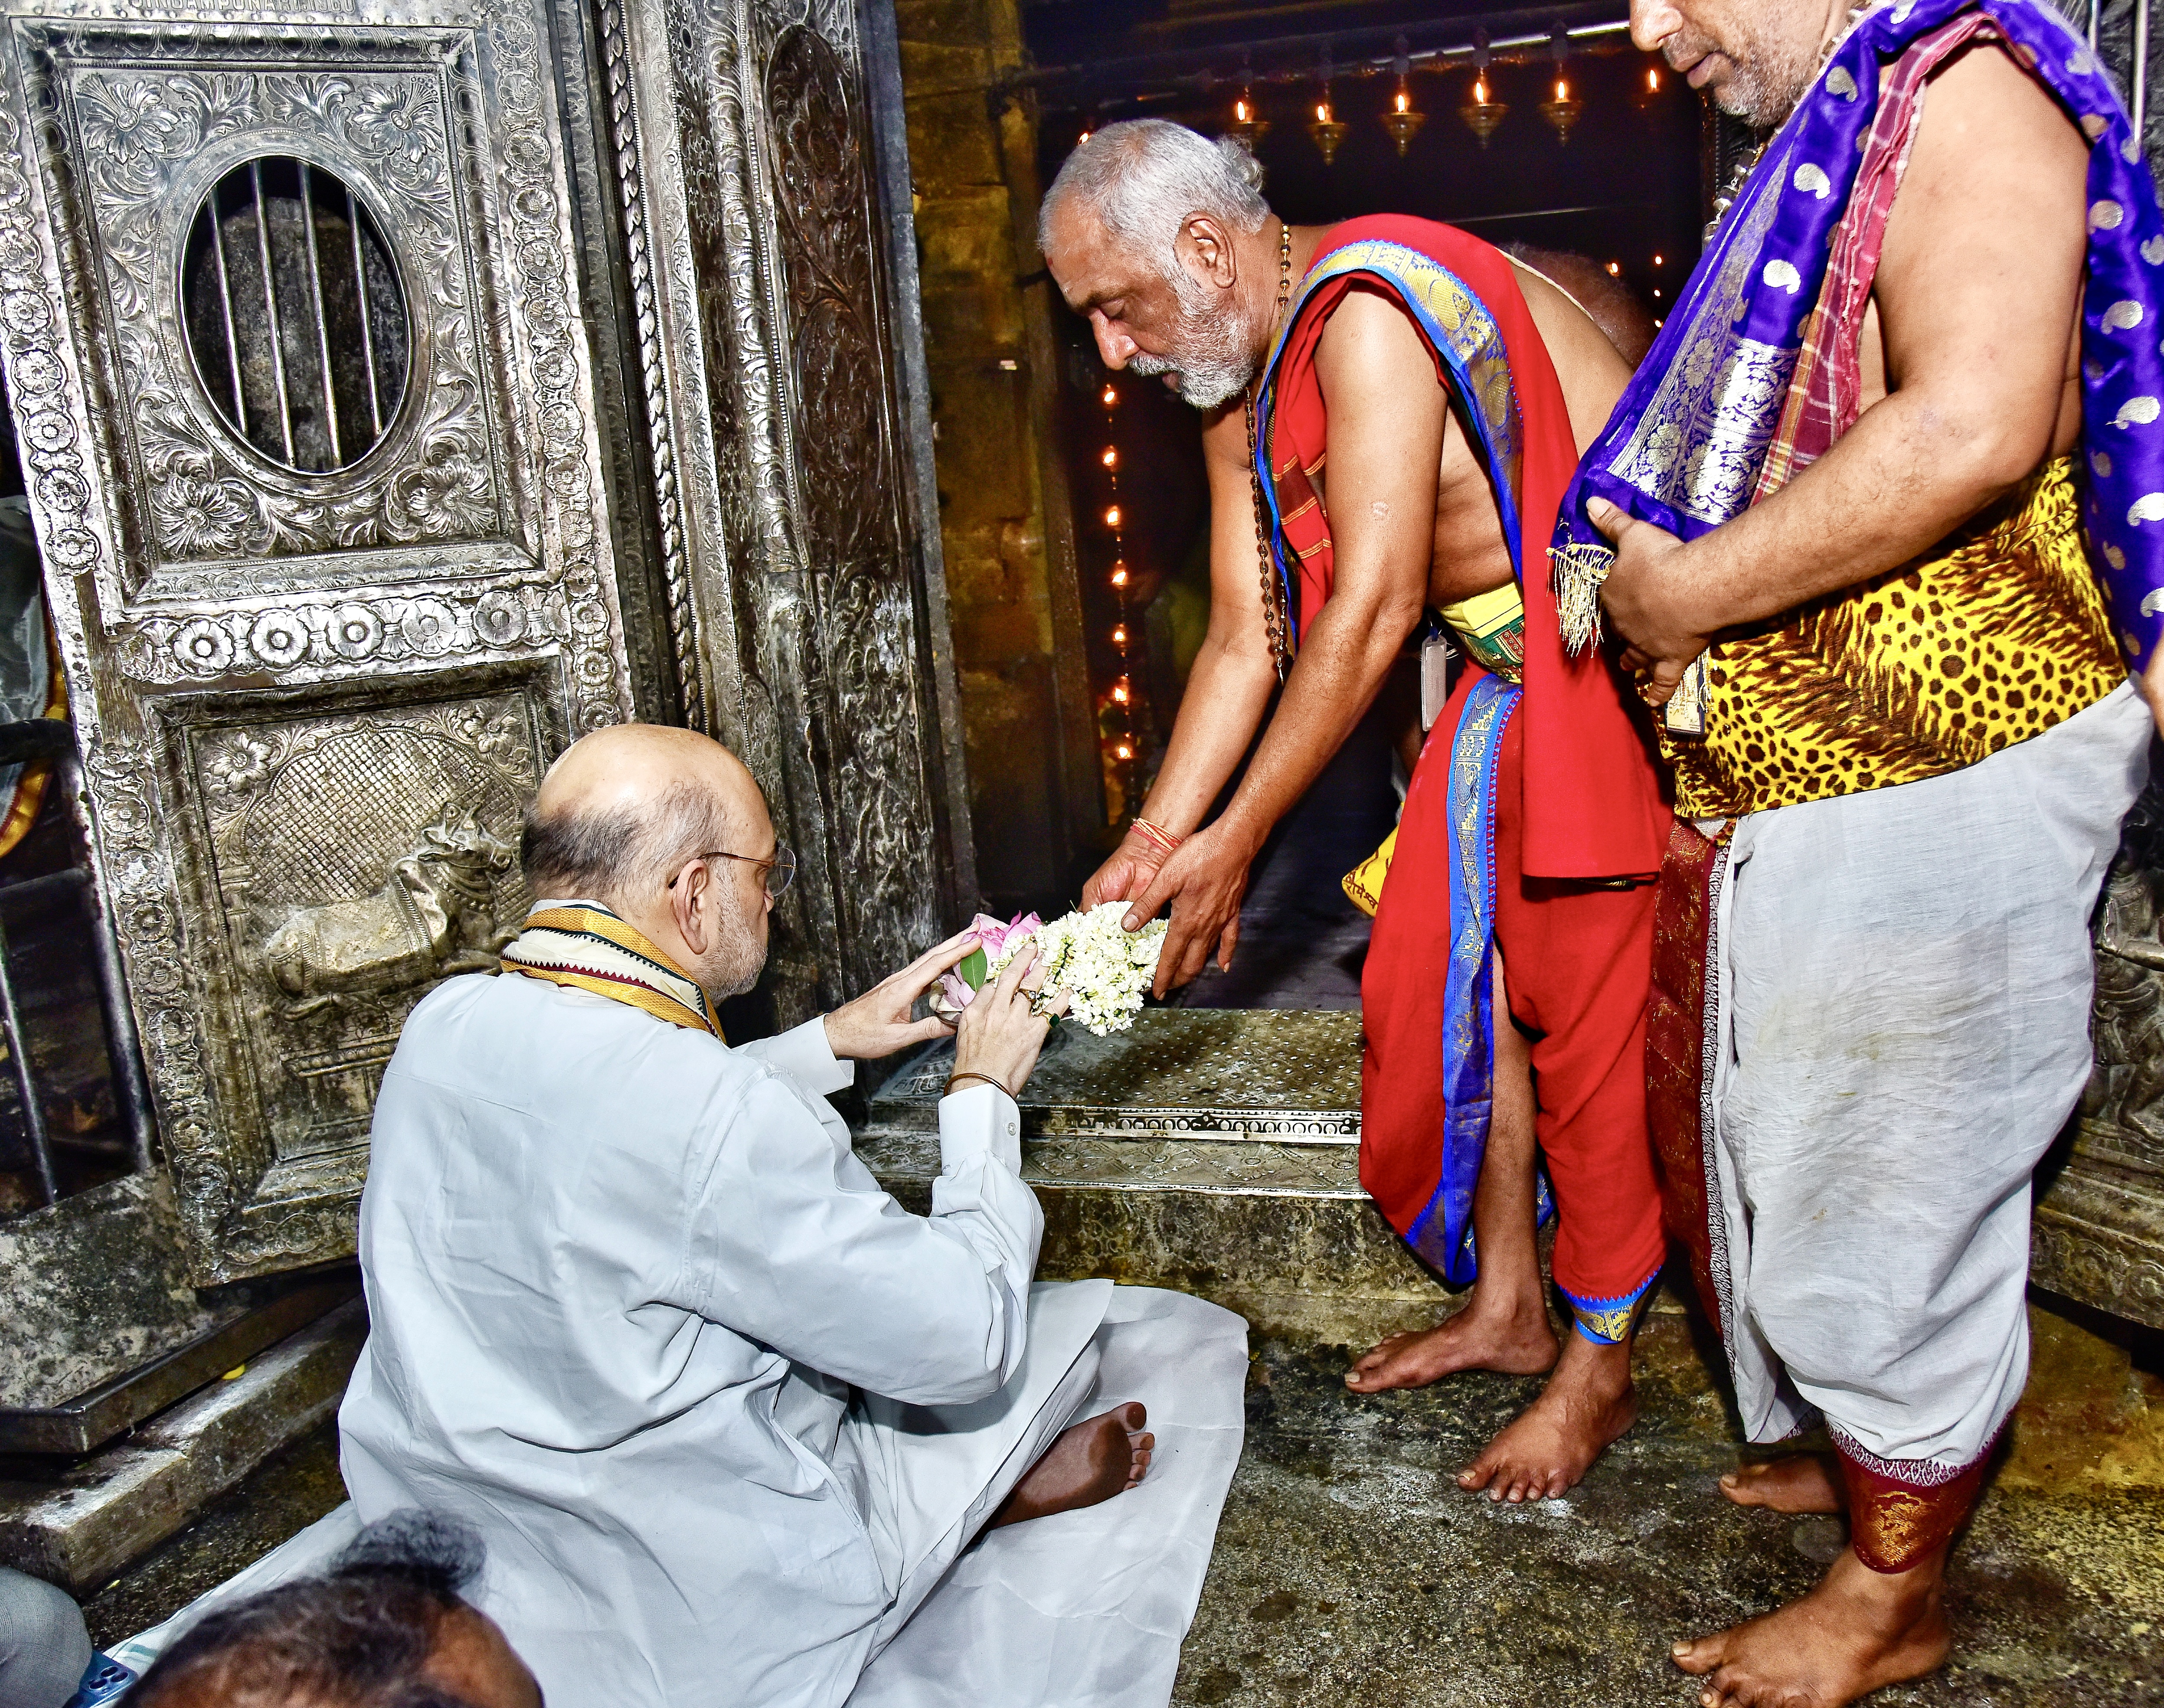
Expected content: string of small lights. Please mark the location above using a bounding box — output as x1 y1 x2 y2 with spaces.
1604 247 1669 328
1096 380 1142 823
1060 34 1676 162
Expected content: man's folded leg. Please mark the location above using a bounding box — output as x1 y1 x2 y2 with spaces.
843 1278 1114 1651
850 1286 1249 1708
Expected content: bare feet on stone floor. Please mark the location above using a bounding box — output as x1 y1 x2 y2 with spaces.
1673 1545 1951 1707
990 1402 1152 1527
1721 1452 1844 1515
1343 1297 1560 1394
1456 1330 1638 1503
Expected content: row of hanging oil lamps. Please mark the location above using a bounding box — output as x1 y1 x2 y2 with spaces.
1195 36 1669 165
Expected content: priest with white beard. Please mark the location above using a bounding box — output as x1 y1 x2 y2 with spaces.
336 725 1247 1708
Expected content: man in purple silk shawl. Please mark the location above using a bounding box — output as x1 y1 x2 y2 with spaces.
1554 0 2164 1702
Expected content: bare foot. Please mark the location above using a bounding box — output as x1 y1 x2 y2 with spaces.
1456 1332 1637 1503
1345 1300 1559 1394
990 1402 1152 1528
1721 1453 1844 1515
1673 1544 1951 1707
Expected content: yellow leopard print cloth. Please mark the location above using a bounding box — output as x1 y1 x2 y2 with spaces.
1666 458 2127 819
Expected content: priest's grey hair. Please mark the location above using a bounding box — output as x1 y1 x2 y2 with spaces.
522 777 736 904
1038 120 1268 272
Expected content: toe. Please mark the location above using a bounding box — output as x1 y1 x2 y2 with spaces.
1671 1638 1720 1677
1117 1401 1147 1430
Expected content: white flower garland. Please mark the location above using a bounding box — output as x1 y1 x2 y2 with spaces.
987 902 1168 1037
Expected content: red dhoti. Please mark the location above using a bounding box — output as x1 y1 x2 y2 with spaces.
1253 217 1672 1339
1362 666 1666 1327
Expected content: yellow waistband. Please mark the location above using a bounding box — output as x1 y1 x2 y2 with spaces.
1438 581 1524 641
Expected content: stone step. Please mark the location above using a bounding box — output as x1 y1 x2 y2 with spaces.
857 1010 1456 1341
0 1299 364 1595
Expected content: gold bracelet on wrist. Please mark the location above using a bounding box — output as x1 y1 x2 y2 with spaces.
944 1069 1015 1099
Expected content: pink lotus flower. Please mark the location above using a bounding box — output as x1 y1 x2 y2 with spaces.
934 911 1043 1016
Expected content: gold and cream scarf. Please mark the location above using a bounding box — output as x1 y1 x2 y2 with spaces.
498 904 722 1038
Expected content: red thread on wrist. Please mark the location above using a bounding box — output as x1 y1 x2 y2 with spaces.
1130 817 1184 858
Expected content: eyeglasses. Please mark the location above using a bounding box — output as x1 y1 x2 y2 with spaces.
668 842 797 899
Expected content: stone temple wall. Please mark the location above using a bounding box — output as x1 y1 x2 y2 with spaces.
895 0 1093 916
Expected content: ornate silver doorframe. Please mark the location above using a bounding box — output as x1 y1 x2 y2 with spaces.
0 0 971 1293
596 0 973 1032
0 0 654 1281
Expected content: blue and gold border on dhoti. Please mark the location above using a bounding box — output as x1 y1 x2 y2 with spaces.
1560 1266 1661 1345
1403 671 1521 1285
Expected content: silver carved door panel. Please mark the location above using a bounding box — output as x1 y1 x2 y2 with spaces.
601 0 972 1030
0 0 637 1280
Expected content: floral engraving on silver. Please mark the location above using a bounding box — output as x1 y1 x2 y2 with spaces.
60 47 514 576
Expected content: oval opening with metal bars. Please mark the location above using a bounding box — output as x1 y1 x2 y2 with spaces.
180 157 411 475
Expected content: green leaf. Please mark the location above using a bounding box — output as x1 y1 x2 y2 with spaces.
959 946 989 990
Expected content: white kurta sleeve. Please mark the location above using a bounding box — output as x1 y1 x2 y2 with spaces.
681 1072 1042 1406
738 1016 854 1097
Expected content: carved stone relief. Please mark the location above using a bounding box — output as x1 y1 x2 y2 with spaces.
2037 776 2164 1329
10 8 634 727
42 36 517 591
762 22 939 996
114 584 570 685
594 0 706 734
2081 841 2164 1170
188 690 537 1164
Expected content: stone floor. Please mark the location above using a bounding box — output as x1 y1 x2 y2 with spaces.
1174 1311 2164 1707
84 1302 2164 1706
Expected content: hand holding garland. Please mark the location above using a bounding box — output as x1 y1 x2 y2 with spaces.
950 944 1067 1100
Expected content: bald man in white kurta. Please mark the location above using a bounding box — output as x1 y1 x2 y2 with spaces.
339 963 1245 1708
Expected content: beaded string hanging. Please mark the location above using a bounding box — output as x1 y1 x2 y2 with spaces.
1243 218 1295 681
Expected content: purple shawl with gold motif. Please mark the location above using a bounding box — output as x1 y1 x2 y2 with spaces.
1551 0 2164 734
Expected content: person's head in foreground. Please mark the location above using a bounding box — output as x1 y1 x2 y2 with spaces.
1629 0 1846 130
1038 119 1281 410
127 1512 540 1708
520 722 786 1004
